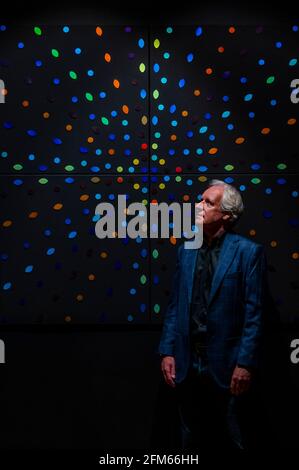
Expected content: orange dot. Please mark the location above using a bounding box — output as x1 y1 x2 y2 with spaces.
3 220 12 228
100 251 108 259
151 199 158 205
53 203 63 210
208 147 218 155
108 148 115 155
65 315 72 322
261 127 270 135
87 136 94 143
170 134 177 141
229 26 236 33
292 252 299 260
113 79 120 88
249 229 256 236
22 100 29 108
170 236 177 245
66 124 72 131
218 46 224 53
194 89 201 96
270 240 277 247
235 137 245 144
88 274 96 281
76 294 84 302
2 88 8 96
96 26 103 36
104 52 111 63
182 110 188 117
122 105 129 114
287 118 296 125
205 67 213 75
28 211 38 219
183 195 190 202
80 194 89 201
43 112 50 119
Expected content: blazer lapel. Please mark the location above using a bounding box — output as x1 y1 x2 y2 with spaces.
182 248 199 304
207 232 239 307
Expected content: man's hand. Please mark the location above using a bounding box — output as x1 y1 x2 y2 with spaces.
161 356 176 388
230 366 252 396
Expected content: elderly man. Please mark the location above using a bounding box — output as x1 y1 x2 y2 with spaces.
158 179 267 451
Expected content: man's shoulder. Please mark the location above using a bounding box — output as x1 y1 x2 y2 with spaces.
231 232 264 252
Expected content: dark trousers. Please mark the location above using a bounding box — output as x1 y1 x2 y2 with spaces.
175 366 247 453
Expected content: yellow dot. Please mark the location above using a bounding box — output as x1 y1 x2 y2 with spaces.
249 229 256 236
141 115 148 125
159 159 165 165
287 118 296 125
170 236 177 245
87 136 94 143
198 176 208 182
133 158 139 165
96 26 103 36
133 183 140 189
292 252 299 260
261 127 270 135
66 124 72 131
3 220 13 228
100 251 108 259
159 183 165 189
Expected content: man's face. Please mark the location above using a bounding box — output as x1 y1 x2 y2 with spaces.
195 185 226 227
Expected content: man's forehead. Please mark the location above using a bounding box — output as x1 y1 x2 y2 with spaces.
202 185 223 200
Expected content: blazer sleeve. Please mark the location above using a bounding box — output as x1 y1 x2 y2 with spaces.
237 244 267 368
157 245 182 357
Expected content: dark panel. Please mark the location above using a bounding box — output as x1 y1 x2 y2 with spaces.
0 25 148 174
0 175 150 323
150 25 299 174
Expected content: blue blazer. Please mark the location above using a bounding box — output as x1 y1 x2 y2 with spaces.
158 231 267 389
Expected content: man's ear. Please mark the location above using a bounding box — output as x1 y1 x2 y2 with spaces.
222 213 230 221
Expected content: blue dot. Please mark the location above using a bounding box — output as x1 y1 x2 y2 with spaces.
72 96 78 103
153 63 160 73
178 79 185 88
239 185 246 191
63 26 70 33
99 91 106 98
292 25 298 32
240 77 247 83
87 69 94 76
130 288 136 295
46 248 55 255
270 99 277 106
0 25 7 31
195 26 202 36
275 41 282 48
25 265 33 273
18 42 24 49
138 38 145 48
258 59 265 65
249 112 255 118
292 191 298 197
68 231 77 239
75 48 81 54
3 282 12 290
186 53 194 63
223 95 229 102
53 78 60 85
65 218 71 224
127 315 133 322
35 60 42 67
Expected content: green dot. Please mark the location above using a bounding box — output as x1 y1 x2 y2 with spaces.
38 178 48 185
65 165 74 172
175 176 182 182
154 304 160 313
224 164 234 171
251 177 261 184
152 249 159 259
34 27 42 36
85 92 93 102
153 89 159 99
139 63 146 73
13 164 23 171
266 76 275 84
101 116 109 125
277 163 287 170
154 39 160 48
51 49 59 58
69 70 77 79
140 274 147 285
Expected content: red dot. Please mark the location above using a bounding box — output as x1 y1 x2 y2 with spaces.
141 143 148 150
117 177 123 183
175 167 182 173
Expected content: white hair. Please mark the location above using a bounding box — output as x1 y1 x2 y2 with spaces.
208 179 244 225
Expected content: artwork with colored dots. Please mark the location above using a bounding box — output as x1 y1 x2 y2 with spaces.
0 25 298 323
